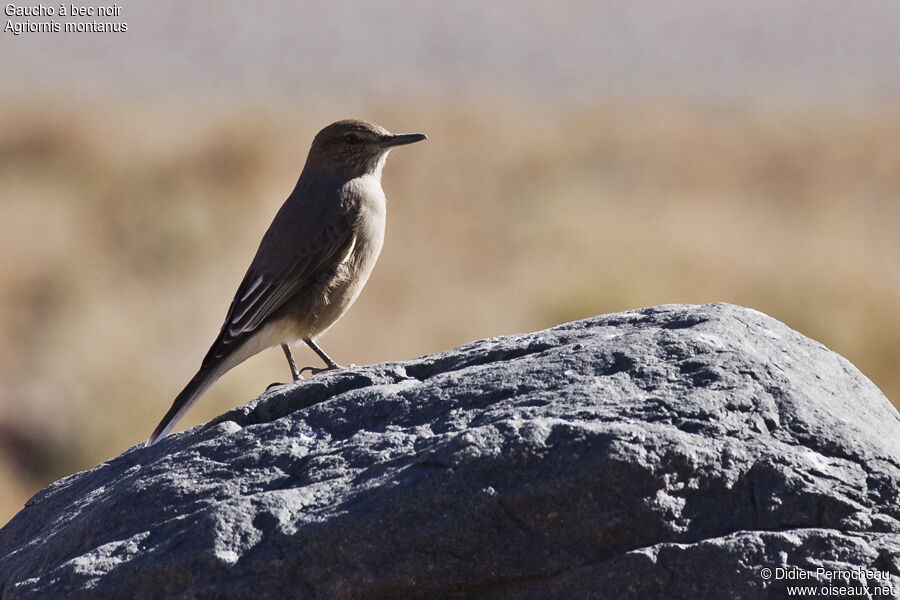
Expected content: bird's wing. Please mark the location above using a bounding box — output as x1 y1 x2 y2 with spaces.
201 200 355 365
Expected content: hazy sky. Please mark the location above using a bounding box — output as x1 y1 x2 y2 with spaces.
2 0 900 101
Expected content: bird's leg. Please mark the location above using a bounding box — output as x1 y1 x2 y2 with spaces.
282 343 302 381
299 338 341 375
306 338 340 369
265 344 302 390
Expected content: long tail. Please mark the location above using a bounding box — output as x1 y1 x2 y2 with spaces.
146 366 221 446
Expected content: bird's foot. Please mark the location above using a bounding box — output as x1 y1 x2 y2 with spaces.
299 365 338 377
266 381 290 391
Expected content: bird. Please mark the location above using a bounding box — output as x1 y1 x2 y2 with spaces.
147 119 427 446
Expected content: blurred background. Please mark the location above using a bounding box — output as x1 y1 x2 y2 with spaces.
1 0 899 526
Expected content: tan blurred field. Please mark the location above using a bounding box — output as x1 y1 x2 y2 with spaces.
1 95 898 525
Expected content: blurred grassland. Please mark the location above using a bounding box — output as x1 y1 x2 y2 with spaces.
1 96 898 525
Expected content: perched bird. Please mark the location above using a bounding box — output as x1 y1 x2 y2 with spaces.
147 119 426 445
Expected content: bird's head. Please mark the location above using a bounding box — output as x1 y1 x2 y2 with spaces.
306 119 426 181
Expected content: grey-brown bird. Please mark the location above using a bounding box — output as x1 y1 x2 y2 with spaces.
147 119 426 445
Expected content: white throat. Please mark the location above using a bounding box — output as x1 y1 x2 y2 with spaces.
372 150 391 182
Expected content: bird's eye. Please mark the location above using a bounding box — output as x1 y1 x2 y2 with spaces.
344 133 360 145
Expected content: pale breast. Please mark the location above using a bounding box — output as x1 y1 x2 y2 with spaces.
307 174 387 335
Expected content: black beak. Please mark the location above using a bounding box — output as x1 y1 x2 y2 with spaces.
381 132 427 148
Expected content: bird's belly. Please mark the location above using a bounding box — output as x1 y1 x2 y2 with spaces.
307 222 384 337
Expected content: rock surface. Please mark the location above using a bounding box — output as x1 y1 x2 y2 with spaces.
1 303 899 599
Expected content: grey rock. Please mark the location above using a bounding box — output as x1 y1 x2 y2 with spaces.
1 303 899 599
